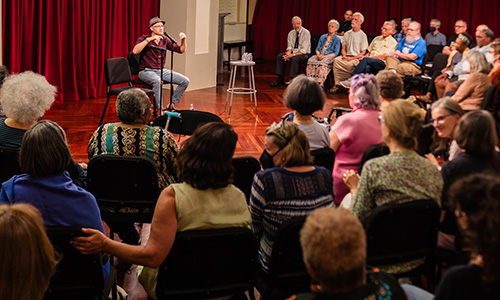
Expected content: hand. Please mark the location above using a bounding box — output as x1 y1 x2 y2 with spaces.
343 170 360 194
179 32 186 40
78 162 88 170
150 35 163 42
425 153 440 167
283 53 292 61
70 228 109 255
317 54 323 60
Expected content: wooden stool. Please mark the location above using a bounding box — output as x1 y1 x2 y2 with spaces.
224 60 257 118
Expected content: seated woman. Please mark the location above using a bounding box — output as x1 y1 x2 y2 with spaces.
0 71 86 187
0 203 58 300
282 75 330 151
250 121 334 273
448 51 491 110
73 122 251 299
0 120 109 278
330 74 383 203
288 207 406 300
306 19 341 87
425 97 465 166
439 110 500 250
344 100 442 274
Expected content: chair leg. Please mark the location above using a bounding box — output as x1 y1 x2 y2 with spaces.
100 94 111 126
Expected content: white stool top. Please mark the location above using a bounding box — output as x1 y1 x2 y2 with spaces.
230 60 256 66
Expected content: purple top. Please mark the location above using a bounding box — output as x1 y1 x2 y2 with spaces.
332 108 383 204
135 35 182 70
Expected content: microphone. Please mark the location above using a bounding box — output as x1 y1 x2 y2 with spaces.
163 32 177 44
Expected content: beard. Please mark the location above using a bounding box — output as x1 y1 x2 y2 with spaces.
405 35 417 44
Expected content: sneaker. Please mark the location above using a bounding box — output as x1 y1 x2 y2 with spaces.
339 78 351 89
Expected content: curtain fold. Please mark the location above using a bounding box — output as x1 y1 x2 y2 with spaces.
2 0 160 103
251 0 499 60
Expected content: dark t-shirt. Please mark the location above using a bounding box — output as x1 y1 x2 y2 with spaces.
338 20 352 34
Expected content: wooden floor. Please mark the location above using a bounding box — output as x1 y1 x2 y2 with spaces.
44 60 349 162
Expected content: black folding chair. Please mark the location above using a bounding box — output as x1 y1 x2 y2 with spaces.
0 146 21 184
256 217 310 300
311 147 335 172
44 226 117 300
156 227 258 300
100 57 155 125
127 51 154 88
232 156 261 202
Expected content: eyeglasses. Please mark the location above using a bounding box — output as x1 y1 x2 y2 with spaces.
152 24 164 28
455 25 466 28
381 27 391 31
429 114 452 124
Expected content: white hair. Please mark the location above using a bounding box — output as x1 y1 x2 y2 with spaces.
291 16 302 23
353 12 364 23
328 19 340 29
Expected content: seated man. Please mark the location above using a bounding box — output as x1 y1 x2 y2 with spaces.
337 10 353 36
330 12 368 93
271 16 311 87
393 18 411 43
443 20 468 55
425 19 446 46
339 21 398 88
385 21 427 77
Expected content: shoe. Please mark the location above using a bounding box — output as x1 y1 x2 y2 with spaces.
164 103 177 112
285 80 292 85
270 80 285 87
339 78 351 89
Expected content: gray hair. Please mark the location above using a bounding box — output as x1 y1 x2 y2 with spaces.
383 21 395 31
456 19 467 27
0 71 56 123
482 28 494 39
328 19 340 30
401 18 411 26
353 12 364 23
457 34 471 47
350 74 380 109
467 51 491 74
431 97 464 116
115 88 152 123
431 19 441 27
291 16 302 23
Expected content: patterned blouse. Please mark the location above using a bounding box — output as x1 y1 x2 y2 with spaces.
88 123 179 189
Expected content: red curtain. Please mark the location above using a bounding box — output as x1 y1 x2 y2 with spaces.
251 0 500 60
2 0 160 103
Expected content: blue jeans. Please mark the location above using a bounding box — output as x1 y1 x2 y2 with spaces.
400 284 434 300
139 68 190 108
352 57 386 75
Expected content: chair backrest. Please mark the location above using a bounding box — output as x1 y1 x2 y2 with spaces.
430 53 449 73
232 156 261 202
482 83 498 111
310 34 321 56
44 226 105 300
87 155 160 223
311 147 335 172
359 143 390 174
152 110 224 136
156 227 257 300
364 200 440 267
127 51 141 76
0 146 21 184
263 217 310 297
423 44 444 68
104 57 133 87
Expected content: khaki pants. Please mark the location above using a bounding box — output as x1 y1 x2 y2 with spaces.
333 56 359 85
385 56 421 77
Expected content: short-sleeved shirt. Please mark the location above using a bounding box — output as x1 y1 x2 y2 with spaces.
396 37 427 66
367 35 398 57
297 122 330 151
425 32 447 46
342 30 368 56
135 35 182 70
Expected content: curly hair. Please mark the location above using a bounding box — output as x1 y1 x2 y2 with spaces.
300 207 366 294
449 173 500 294
382 99 423 149
175 122 237 190
0 71 56 123
350 74 381 110
0 203 58 300
284 75 325 116
115 88 152 123
265 121 312 167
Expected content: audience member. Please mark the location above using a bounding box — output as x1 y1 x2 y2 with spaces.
271 16 311 87
425 19 446 46
337 10 353 36
388 17 399 34
250 121 334 273
0 120 109 278
73 122 252 299
283 75 330 150
330 74 382 203
393 18 411 43
376 70 404 108
443 20 468 55
306 19 341 86
0 203 58 300
287 207 407 300
338 21 398 88
330 12 368 93
385 21 427 77
0 71 87 187
88 88 178 245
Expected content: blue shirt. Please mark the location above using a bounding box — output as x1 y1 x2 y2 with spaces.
396 37 427 66
315 33 341 56
394 32 405 43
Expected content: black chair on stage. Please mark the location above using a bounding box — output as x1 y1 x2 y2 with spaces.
152 109 223 139
0 146 21 183
155 227 258 300
232 156 261 202
127 51 154 88
44 226 117 300
256 216 310 300
100 57 155 125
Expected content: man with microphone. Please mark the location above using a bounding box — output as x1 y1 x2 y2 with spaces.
133 17 190 110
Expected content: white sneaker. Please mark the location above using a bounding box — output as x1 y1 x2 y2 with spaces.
339 78 351 89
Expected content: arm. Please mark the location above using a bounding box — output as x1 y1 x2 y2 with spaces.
350 163 376 223
249 173 265 241
451 75 475 103
329 129 341 152
393 50 418 61
72 186 178 268
132 35 163 55
178 32 187 53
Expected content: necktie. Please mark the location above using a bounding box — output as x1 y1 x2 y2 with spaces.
294 31 299 49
